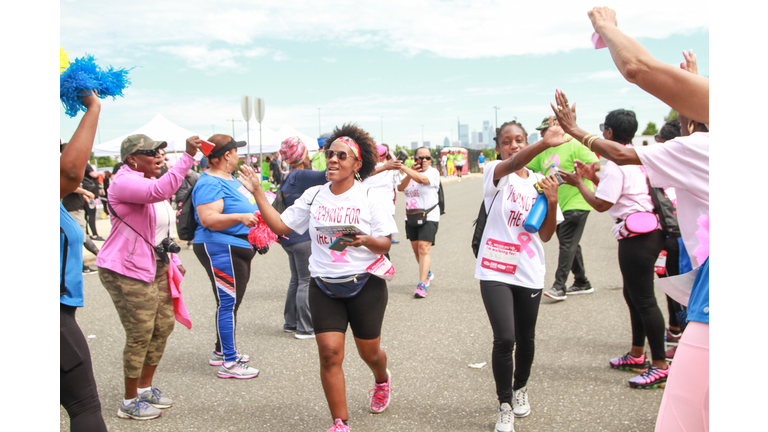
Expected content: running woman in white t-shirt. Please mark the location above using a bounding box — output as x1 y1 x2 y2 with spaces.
241 124 397 432
475 120 567 432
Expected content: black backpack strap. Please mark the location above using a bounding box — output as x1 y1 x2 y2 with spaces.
60 227 69 296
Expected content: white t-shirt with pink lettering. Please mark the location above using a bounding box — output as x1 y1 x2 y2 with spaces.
281 182 398 278
402 166 441 222
474 161 564 289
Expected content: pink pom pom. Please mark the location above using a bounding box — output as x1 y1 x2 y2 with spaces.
248 212 278 248
692 214 709 265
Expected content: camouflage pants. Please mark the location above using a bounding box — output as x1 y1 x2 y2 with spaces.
99 260 174 379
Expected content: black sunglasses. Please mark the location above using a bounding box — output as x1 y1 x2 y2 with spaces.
325 149 353 161
599 123 608 132
133 149 160 157
416 156 431 161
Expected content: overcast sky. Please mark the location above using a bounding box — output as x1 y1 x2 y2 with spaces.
59 0 709 149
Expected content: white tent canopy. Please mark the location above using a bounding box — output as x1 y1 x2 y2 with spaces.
92 114 201 158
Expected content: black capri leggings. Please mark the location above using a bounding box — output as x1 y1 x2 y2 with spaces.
618 230 666 361
480 280 543 404
309 275 388 340
60 304 108 432
658 236 685 329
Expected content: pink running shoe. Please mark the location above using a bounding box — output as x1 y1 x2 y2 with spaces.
628 366 669 389
327 419 349 432
414 283 427 298
369 369 391 413
609 352 650 372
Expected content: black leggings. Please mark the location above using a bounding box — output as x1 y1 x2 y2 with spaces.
84 204 99 237
618 230 666 361
60 304 107 432
480 280 542 404
658 236 685 329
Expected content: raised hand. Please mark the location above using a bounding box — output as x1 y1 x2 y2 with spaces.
588 6 618 33
550 90 578 135
80 89 101 110
238 163 262 194
680 50 698 75
185 135 201 157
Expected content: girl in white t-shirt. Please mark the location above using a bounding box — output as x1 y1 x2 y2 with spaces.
475 120 566 432
241 124 397 432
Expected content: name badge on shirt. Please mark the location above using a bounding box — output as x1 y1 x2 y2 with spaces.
480 238 520 274
238 185 256 205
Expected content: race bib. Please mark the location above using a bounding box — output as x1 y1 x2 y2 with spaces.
366 254 395 281
238 185 256 204
480 238 520 274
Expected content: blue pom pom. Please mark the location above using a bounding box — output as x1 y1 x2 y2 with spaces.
59 54 133 118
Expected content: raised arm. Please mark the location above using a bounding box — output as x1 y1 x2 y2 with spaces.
60 91 101 199
551 90 641 166
588 7 709 124
493 117 571 181
237 164 293 236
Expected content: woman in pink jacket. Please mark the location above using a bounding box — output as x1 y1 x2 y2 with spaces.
96 134 200 421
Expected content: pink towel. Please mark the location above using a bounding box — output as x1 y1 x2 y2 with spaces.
168 260 192 329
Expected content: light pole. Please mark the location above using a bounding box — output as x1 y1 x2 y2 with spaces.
226 118 242 137
493 106 500 131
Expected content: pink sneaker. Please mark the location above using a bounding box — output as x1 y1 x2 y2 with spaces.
628 366 670 389
327 419 349 432
609 352 650 372
414 283 427 298
369 369 391 413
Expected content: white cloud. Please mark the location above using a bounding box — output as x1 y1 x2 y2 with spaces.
61 1 708 60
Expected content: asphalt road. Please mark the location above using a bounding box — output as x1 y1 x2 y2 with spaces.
62 174 670 432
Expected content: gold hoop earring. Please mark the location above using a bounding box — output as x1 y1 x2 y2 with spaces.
687 121 695 134
355 171 362 182
325 170 329 180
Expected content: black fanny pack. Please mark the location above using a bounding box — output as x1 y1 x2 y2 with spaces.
314 273 370 298
406 204 438 227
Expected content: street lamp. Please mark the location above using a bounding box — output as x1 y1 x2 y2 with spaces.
493 106 500 131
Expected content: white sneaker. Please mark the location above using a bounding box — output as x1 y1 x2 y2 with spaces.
495 403 515 432
217 360 259 379
513 387 530 418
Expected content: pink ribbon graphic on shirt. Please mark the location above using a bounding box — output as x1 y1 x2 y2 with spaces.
407 198 418 210
692 214 709 265
517 233 536 258
330 250 350 263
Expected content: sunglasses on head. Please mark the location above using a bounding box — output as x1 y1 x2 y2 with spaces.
133 149 160 157
325 149 354 161
417 156 431 161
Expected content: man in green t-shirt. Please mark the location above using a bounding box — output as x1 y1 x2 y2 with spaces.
527 116 601 301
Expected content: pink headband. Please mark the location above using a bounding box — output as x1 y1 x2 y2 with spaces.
332 136 361 160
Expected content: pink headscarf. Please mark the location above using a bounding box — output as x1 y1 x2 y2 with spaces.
332 136 361 160
279 136 306 165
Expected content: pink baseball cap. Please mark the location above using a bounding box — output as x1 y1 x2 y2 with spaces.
376 145 387 156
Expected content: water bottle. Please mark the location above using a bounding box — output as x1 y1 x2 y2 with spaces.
88 198 96 209
523 194 548 233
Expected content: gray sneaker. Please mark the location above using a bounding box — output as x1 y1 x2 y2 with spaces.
139 387 173 409
118 397 162 420
543 287 566 301
565 284 594 295
209 350 251 366
218 360 260 379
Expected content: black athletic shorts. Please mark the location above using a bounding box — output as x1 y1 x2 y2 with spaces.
309 275 388 340
404 220 439 245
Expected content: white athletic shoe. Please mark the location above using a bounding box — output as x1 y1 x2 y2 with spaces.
495 403 515 432
513 387 530 417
